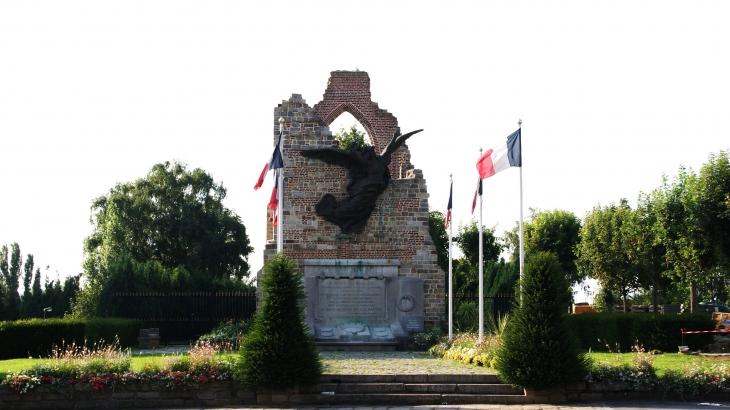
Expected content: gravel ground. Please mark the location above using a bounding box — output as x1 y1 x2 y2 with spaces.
319 351 497 375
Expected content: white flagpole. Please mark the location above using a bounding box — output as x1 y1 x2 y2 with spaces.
478 148 484 343
518 119 524 297
448 174 453 341
277 117 284 254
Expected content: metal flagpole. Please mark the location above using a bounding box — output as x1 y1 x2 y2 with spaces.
518 119 524 296
277 117 284 254
478 148 484 343
448 174 453 341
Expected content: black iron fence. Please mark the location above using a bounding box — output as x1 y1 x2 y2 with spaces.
450 293 515 326
109 292 257 345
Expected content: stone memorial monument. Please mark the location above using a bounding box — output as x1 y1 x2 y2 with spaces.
260 71 444 350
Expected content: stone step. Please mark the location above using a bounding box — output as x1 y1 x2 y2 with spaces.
302 382 523 395
318 373 502 384
291 393 532 405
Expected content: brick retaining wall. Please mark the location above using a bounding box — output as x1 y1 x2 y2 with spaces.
3 381 728 407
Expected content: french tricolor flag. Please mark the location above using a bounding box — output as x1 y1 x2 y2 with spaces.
254 129 284 191
444 181 452 229
476 128 521 180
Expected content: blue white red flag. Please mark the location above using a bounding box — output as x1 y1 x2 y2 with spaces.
476 128 521 180
444 181 453 229
254 129 284 190
471 177 482 215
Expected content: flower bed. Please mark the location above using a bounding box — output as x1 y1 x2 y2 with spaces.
1 339 234 397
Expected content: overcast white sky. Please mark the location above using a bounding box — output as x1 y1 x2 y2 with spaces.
1 1 728 302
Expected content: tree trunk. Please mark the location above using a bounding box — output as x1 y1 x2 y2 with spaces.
690 280 698 313
623 292 628 313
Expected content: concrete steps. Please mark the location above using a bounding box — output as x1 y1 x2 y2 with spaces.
294 373 528 405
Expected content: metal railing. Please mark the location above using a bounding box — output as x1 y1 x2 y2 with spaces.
108 292 257 345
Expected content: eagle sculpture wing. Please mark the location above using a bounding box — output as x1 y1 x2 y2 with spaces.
300 147 361 169
379 128 423 166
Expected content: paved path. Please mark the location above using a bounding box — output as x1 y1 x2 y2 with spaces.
146 401 730 410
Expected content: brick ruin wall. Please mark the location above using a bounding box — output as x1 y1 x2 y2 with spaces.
262 71 445 326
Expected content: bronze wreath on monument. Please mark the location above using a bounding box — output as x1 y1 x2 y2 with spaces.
300 127 423 234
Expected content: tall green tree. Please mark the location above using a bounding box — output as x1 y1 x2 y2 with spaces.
628 192 667 313
84 161 253 280
653 168 717 312
30 267 43 317
74 161 253 318
0 244 8 317
696 150 730 268
506 208 583 285
696 150 730 302
454 220 504 295
20 254 34 317
577 199 641 312
3 243 23 320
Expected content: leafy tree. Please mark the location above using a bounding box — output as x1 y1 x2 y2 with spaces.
653 168 716 312
505 208 583 285
84 161 252 280
696 150 730 268
30 267 43 317
73 161 254 317
334 124 370 155
20 254 34 317
453 220 503 295
457 220 502 269
1 243 23 320
0 244 8 317
577 199 641 312
496 252 589 389
428 210 450 274
628 192 667 313
234 253 322 389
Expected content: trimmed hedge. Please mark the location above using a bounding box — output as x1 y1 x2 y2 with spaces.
0 318 140 360
565 312 715 352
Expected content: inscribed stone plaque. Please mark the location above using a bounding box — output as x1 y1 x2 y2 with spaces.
402 316 424 333
316 278 386 320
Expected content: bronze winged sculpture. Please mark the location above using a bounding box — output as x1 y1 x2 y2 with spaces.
300 127 423 234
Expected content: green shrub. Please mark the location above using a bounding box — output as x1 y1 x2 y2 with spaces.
0 319 85 360
234 253 322 389
565 313 715 352
0 318 140 360
410 327 441 351
197 319 252 350
455 301 478 332
495 252 590 389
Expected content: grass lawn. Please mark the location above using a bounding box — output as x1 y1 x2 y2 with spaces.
2 350 727 380
586 351 727 376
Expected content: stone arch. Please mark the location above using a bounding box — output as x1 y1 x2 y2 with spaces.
313 71 412 178
322 102 376 148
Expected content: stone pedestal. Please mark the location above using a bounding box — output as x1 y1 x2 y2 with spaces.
302 259 424 351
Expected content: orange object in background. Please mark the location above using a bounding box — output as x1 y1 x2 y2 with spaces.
573 304 597 314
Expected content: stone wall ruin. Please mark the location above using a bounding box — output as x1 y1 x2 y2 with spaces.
262 71 445 327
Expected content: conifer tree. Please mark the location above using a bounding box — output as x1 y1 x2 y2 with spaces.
234 253 322 389
495 251 589 389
